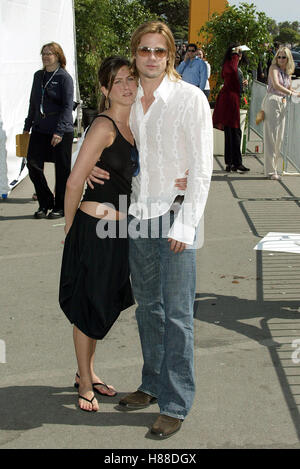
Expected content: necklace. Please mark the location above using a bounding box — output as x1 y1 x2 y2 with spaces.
40 66 60 117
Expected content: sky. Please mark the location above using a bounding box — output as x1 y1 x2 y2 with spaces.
229 0 300 23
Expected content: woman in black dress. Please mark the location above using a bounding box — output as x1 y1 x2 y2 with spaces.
59 57 138 411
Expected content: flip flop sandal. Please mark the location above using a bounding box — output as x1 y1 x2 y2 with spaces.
78 394 98 412
74 373 117 397
92 381 117 397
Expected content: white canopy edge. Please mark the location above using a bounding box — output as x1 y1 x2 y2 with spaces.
0 0 78 195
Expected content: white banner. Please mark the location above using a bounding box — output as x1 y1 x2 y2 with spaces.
0 0 77 196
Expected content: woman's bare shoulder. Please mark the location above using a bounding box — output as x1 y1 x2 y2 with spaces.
269 64 278 73
90 114 115 131
86 115 115 143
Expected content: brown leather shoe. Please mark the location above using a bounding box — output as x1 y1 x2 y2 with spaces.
151 414 183 439
118 390 157 409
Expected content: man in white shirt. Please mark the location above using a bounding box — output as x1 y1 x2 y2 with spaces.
90 21 213 439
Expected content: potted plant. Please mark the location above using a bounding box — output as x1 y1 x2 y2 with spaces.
198 3 273 155
198 2 272 102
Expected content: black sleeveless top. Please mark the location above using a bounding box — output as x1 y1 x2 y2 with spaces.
82 115 139 212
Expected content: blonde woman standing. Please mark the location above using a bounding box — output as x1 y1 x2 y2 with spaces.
263 47 300 180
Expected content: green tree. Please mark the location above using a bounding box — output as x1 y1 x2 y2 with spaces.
267 18 279 37
199 2 273 101
75 0 111 108
275 27 300 47
75 0 154 108
278 21 300 33
141 0 189 40
108 0 157 56
291 21 300 33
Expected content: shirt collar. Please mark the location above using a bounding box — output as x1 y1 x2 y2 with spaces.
137 74 173 104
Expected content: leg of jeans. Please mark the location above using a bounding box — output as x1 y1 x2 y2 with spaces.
158 233 196 419
129 223 164 398
129 214 197 419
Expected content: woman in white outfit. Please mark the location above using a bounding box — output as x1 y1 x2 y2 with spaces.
197 48 210 99
263 47 300 180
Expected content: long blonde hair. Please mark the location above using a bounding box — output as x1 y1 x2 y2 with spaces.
273 47 295 75
130 21 180 81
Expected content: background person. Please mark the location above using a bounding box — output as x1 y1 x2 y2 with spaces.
23 42 74 219
257 43 274 84
176 42 208 91
213 43 249 173
262 47 300 180
175 52 181 67
197 48 211 99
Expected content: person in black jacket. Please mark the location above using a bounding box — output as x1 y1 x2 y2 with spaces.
23 42 74 219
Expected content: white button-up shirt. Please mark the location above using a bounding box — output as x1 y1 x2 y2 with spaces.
129 74 213 246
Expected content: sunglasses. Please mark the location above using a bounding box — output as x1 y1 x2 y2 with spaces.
277 56 287 59
137 46 168 59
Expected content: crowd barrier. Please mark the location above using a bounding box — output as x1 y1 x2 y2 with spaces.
249 79 300 173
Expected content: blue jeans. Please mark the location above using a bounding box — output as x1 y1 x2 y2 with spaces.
128 211 196 419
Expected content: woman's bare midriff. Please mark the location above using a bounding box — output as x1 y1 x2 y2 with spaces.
79 201 126 220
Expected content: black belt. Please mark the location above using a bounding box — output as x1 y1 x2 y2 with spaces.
173 195 184 205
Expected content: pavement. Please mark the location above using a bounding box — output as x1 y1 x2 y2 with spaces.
1 151 300 450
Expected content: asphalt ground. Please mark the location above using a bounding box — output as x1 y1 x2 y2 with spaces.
1 151 300 451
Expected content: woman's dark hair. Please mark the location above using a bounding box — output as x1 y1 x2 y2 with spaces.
98 56 131 112
222 42 249 66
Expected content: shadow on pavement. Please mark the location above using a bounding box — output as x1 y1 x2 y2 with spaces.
200 156 300 441
0 386 157 432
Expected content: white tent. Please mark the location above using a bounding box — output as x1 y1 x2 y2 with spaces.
0 0 78 197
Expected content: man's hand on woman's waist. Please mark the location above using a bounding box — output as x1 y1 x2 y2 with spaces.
87 167 188 191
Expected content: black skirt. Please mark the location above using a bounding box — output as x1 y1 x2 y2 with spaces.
59 209 134 339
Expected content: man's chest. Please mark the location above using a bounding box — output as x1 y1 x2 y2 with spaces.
132 99 184 139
